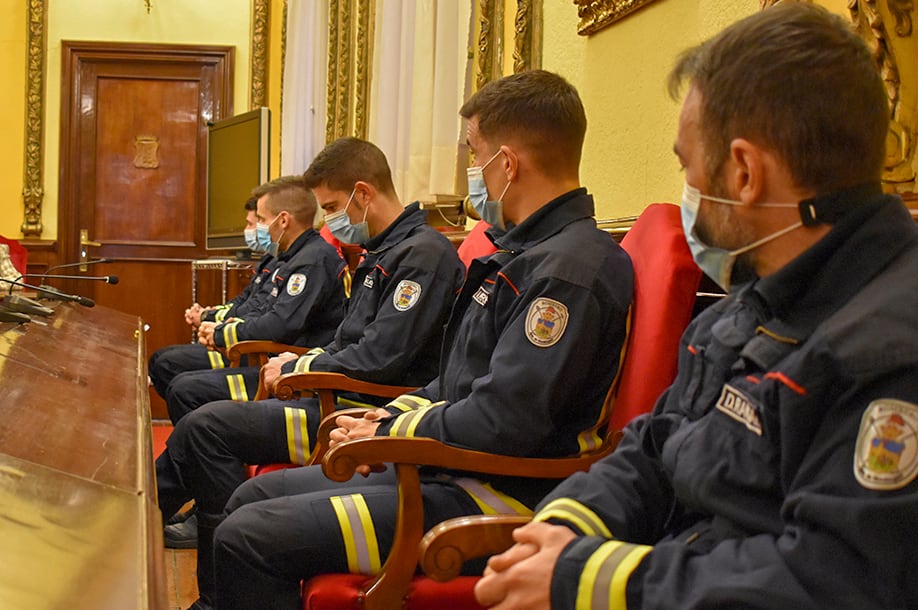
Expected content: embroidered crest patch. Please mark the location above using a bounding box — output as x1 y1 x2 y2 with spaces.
286 273 307 296
472 286 490 307
525 298 569 347
715 384 763 436
393 280 422 311
854 399 918 491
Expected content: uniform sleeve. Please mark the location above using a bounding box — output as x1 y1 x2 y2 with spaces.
374 275 628 456
543 376 918 610
212 258 343 349
292 260 461 384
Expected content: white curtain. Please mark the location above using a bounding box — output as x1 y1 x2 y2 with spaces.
369 0 473 203
280 0 328 176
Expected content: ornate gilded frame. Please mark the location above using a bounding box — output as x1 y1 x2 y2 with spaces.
850 0 917 196
477 0 543 90
22 0 47 236
572 0 660 36
325 0 373 143
250 0 270 108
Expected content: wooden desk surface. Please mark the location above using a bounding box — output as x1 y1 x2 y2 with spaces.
0 302 166 609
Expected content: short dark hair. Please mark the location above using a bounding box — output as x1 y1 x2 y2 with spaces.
303 137 397 197
251 175 316 225
243 196 258 212
460 70 587 179
668 3 888 194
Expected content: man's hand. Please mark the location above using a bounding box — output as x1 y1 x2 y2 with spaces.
474 521 577 609
184 303 204 327
328 408 390 476
261 352 300 393
197 321 217 349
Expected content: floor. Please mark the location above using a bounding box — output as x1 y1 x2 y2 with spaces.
153 421 200 610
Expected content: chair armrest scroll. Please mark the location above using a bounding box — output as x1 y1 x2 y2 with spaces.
420 514 532 582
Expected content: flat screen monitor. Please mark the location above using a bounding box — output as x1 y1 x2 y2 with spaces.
206 107 270 250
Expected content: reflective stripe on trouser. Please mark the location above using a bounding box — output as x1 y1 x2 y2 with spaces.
224 373 251 401
330 494 382 574
453 477 533 516
208 350 227 369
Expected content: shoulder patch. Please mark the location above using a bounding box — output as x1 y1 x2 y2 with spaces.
286 273 307 296
393 280 422 311
854 399 918 491
525 298 569 348
715 384 762 436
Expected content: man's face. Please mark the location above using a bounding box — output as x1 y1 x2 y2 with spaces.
313 184 359 224
255 194 285 246
674 87 752 251
244 210 258 231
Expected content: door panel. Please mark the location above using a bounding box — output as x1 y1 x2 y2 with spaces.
60 42 235 418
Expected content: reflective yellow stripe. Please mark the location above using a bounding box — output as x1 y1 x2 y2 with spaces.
214 308 228 322
284 406 311 464
294 348 324 373
222 322 240 348
225 374 250 402
610 545 652 607
534 498 612 538
386 394 432 412
342 268 352 299
454 479 533 516
208 351 226 369
330 494 381 574
336 396 376 409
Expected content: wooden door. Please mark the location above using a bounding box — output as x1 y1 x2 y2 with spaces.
59 42 234 418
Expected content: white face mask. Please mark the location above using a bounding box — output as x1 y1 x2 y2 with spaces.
467 149 510 229
680 182 801 290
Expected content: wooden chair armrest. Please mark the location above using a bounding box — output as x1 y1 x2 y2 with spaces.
419 515 532 582
225 341 309 368
308 407 374 466
272 371 417 401
321 434 620 483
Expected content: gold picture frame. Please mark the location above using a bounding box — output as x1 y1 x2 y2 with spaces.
572 0 661 36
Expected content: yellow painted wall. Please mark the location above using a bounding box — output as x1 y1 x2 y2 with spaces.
543 0 758 220
0 0 252 240
0 0 27 239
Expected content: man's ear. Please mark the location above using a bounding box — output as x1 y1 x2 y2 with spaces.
499 145 519 182
353 180 376 209
728 138 764 205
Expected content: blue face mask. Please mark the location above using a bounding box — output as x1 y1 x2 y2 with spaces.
680 182 801 291
257 215 284 257
467 149 510 229
325 188 370 245
243 228 262 252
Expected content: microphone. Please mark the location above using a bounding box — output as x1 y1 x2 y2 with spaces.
0 307 32 324
30 273 119 285
44 258 112 273
0 277 95 308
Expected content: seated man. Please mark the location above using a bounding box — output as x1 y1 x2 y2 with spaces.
474 5 918 609
162 175 348 423
212 69 635 610
148 195 276 399
155 137 466 609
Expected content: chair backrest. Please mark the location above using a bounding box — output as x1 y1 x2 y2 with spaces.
456 221 497 268
610 203 701 431
0 236 27 276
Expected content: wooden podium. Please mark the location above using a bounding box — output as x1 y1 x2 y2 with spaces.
0 302 166 609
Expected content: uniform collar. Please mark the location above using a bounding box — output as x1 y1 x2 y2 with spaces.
363 202 426 253
752 194 917 320
488 187 594 253
277 228 317 261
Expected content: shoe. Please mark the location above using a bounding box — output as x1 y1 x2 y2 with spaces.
164 514 198 549
166 504 196 526
186 599 213 610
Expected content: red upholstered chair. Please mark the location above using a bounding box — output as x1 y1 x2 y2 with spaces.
0 235 28 276
299 203 701 609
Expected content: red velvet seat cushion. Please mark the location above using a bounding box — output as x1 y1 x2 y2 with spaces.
302 574 485 610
